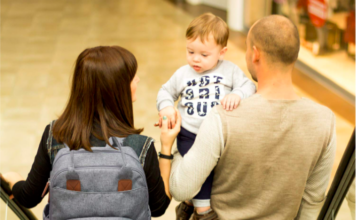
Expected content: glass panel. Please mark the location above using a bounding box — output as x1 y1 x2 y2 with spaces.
336 178 355 220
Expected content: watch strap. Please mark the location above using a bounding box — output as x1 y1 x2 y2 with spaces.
159 152 173 160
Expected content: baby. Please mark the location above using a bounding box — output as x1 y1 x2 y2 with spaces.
156 13 256 219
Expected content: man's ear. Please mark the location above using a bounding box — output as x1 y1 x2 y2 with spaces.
219 47 228 60
252 46 260 63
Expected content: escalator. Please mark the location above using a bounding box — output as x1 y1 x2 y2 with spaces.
318 129 355 220
1 130 354 219
0 174 37 220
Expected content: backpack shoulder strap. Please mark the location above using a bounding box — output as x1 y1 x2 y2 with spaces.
46 120 66 165
46 120 55 164
123 134 154 167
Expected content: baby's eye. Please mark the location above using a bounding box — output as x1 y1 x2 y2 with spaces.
202 54 208 57
188 51 194 54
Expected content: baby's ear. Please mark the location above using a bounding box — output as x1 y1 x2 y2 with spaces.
219 47 228 59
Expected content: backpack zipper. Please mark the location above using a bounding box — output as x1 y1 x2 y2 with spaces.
52 150 139 167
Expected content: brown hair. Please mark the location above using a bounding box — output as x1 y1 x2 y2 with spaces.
53 46 143 151
186 13 229 47
250 15 300 64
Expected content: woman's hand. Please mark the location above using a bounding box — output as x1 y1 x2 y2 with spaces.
156 109 181 200
158 106 177 129
1 172 24 190
159 109 181 154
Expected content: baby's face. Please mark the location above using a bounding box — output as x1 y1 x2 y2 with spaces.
186 35 226 73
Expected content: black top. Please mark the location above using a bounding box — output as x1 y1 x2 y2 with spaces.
12 125 171 217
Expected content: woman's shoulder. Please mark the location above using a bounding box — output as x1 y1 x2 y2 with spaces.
40 123 52 149
42 120 56 142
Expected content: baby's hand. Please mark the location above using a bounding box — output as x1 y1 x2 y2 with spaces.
221 94 241 111
158 106 177 129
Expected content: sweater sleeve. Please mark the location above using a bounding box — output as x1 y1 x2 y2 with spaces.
230 65 256 99
296 113 337 220
143 142 171 217
12 125 51 208
169 107 224 201
156 68 181 111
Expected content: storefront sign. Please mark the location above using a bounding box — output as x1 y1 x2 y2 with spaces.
308 0 327 27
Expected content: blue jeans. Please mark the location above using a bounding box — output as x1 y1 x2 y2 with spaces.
177 127 214 201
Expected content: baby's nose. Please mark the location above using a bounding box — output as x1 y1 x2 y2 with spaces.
193 55 200 62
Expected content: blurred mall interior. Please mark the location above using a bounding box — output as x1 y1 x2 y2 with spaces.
0 0 355 219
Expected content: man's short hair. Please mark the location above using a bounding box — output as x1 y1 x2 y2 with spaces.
186 13 229 47
250 15 300 64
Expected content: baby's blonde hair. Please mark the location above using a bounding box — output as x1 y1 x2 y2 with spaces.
186 13 229 47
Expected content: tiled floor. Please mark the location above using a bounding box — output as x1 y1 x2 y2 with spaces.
1 0 354 219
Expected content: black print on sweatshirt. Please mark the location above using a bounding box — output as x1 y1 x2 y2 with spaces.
181 73 225 118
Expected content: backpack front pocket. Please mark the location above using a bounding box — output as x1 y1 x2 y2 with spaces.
50 187 148 220
68 218 132 220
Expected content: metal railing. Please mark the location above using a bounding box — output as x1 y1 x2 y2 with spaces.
0 174 38 220
317 129 355 220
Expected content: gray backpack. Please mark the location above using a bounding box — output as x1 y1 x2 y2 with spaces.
43 136 151 220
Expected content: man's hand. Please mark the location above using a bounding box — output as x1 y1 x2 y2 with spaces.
221 94 241 111
157 106 177 129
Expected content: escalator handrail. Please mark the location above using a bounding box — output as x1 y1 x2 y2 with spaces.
0 173 38 220
317 129 355 220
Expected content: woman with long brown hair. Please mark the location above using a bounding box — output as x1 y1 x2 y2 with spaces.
2 46 180 217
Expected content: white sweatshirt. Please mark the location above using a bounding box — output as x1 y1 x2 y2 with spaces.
156 60 256 134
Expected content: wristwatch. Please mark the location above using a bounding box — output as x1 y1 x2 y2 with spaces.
158 152 174 160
